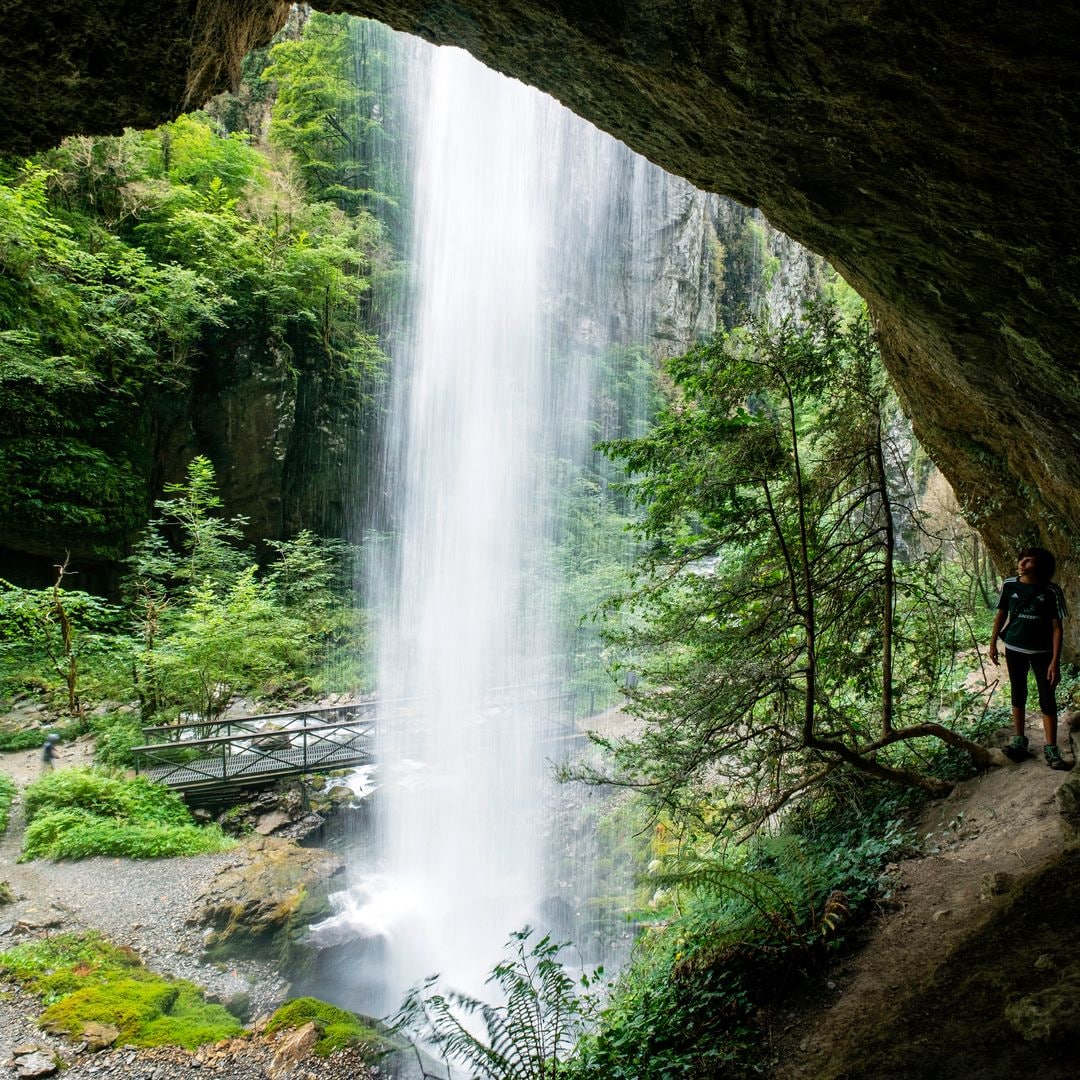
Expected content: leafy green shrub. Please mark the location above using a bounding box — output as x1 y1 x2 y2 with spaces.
0 932 243 1047
20 768 233 861
267 997 385 1056
24 768 190 825
90 712 146 769
25 818 233 861
0 771 16 833
0 578 133 706
22 807 100 860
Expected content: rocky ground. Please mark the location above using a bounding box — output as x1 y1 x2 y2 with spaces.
4 695 1076 1079
769 712 1080 1080
0 738 382 1080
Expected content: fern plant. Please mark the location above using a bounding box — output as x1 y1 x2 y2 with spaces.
394 929 596 1079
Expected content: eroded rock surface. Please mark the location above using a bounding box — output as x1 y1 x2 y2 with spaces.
193 837 345 969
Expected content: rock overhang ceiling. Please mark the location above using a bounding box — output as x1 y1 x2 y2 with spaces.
5 0 1080 636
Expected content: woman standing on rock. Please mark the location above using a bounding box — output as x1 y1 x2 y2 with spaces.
989 547 1070 769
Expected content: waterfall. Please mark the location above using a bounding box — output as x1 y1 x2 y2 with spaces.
313 25 748 1020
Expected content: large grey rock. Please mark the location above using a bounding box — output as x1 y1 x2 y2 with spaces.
193 837 344 971
13 1052 58 1078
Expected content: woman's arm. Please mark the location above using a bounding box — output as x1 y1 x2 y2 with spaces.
1049 618 1063 686
989 610 1006 665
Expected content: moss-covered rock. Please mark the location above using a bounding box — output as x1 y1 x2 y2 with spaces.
193 837 344 970
266 993 401 1062
0 932 244 1050
40 977 179 1041
266 997 389 1057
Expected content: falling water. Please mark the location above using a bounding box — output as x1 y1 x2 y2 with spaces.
316 26 739 1020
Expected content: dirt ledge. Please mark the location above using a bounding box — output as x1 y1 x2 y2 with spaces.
772 722 1079 1080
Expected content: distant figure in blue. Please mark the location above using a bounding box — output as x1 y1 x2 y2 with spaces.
41 733 60 773
989 547 1071 770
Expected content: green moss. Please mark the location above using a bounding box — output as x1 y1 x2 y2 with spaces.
0 932 141 1002
41 977 178 1040
129 983 244 1048
266 996 385 1057
0 932 244 1048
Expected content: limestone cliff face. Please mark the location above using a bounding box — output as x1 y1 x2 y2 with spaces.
6 1 1079 636
157 331 374 557
195 171 815 554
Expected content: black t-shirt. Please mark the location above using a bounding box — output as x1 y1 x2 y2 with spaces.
996 577 1066 653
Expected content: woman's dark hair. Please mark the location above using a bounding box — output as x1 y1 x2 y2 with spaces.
1020 546 1057 581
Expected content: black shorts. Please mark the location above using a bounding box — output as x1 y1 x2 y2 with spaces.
1004 648 1057 715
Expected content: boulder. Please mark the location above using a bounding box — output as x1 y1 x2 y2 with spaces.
193 837 344 972
254 812 293 836
267 1021 320 1080
1004 969 1080 1041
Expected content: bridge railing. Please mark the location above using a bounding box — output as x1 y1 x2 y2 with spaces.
132 685 580 790
132 715 374 788
139 701 377 743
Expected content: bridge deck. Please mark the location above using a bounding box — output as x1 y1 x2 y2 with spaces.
138 740 372 791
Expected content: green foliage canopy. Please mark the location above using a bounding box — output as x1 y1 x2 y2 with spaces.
588 300 990 836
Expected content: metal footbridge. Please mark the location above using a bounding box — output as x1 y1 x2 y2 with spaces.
132 702 376 805
132 687 580 805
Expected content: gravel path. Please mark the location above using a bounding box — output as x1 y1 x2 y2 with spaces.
0 745 379 1079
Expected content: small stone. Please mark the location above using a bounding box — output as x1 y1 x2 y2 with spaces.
979 871 1013 901
83 1022 121 1051
15 1051 58 1078
268 1022 319 1080
932 908 951 922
